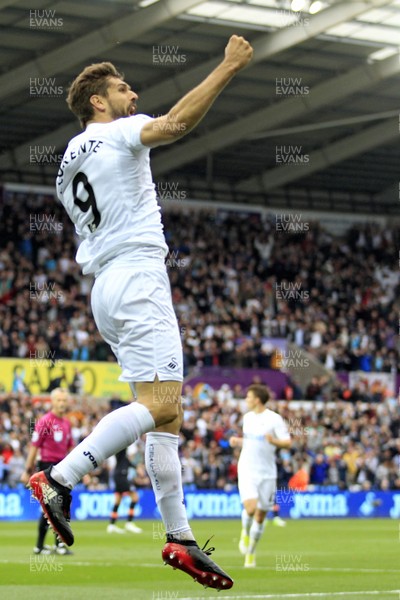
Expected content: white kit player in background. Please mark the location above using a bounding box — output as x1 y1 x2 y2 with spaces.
29 35 253 591
230 384 291 567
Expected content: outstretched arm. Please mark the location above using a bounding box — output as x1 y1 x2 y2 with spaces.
229 436 244 449
140 35 253 147
265 434 291 449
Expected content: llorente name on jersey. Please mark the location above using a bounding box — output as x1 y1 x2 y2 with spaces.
57 140 104 191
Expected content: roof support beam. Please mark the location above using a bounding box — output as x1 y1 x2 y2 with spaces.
236 118 398 193
0 0 22 8
0 0 203 102
151 50 400 176
136 0 392 111
1 0 391 171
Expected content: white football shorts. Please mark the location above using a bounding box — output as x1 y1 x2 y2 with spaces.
238 474 277 511
91 259 183 383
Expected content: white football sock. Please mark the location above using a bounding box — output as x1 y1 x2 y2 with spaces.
51 403 155 488
248 520 265 554
241 508 253 535
146 432 194 541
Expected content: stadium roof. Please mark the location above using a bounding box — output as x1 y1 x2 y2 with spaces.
1 0 400 213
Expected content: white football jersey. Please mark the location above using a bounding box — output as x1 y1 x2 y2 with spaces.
56 114 168 275
238 408 290 479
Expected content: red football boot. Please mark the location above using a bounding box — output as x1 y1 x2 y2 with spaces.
162 538 233 590
29 468 74 547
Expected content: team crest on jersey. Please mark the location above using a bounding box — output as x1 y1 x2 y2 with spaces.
53 430 63 442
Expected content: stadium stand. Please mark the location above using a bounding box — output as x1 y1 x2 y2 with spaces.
0 189 398 375
0 188 399 492
0 390 399 491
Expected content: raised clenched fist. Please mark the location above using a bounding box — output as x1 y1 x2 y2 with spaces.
224 35 254 72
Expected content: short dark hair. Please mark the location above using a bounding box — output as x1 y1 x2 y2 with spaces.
67 62 124 128
248 384 270 405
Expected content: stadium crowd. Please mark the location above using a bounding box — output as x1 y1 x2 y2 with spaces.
0 388 399 492
0 190 399 377
0 189 399 492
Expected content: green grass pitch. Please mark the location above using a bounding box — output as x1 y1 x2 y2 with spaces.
0 519 398 600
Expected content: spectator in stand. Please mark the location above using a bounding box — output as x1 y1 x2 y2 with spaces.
306 377 321 400
288 466 309 491
181 446 201 490
0 454 9 484
69 369 84 395
342 442 361 485
7 448 25 487
198 451 226 489
133 463 151 488
1 442 13 468
1 190 399 373
310 454 330 485
0 383 399 496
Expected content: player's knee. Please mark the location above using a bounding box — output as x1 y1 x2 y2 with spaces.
244 500 257 516
254 509 266 523
136 380 182 427
152 396 181 426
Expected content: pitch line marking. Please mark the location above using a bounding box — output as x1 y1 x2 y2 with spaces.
0 559 399 575
179 592 400 599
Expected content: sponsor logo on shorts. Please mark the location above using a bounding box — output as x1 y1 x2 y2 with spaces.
167 357 178 370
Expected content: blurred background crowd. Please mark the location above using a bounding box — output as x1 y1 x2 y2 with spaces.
0 191 399 374
0 388 399 492
0 190 399 495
